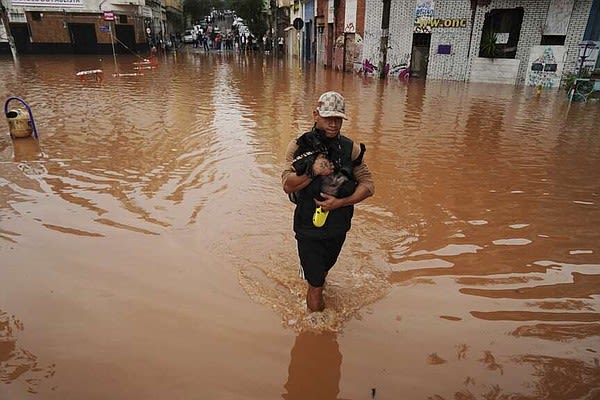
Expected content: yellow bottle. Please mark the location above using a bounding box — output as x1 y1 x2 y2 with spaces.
312 206 329 227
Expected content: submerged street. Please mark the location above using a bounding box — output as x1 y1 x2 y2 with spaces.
1 50 599 399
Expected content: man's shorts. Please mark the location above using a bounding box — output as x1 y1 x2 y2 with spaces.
296 235 346 287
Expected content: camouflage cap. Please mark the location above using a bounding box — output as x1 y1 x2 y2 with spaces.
316 91 347 119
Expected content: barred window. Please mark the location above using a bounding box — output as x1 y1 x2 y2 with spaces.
479 8 524 59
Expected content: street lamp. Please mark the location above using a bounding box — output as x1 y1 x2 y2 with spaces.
578 41 598 77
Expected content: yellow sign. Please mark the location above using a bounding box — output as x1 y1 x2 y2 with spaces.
420 18 468 29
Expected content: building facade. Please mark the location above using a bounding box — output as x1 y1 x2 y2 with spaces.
363 0 593 87
332 0 597 86
0 0 182 54
3 0 597 87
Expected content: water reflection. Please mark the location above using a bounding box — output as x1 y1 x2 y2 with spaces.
426 355 600 399
0 310 55 394
282 331 344 400
10 137 44 162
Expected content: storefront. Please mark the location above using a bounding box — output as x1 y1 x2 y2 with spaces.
361 0 594 86
1 0 157 54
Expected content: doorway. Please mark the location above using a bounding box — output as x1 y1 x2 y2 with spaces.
410 33 431 78
9 23 31 53
115 24 136 54
68 23 97 54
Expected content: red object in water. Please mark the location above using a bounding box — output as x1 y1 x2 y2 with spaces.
76 69 104 82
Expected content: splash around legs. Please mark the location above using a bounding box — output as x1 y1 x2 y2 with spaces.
306 283 325 312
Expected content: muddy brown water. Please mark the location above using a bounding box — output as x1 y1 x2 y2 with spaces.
1 51 599 399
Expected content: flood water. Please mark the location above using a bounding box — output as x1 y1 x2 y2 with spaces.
1 50 599 399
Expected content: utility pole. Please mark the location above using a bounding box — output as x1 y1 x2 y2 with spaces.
378 0 391 79
0 0 18 60
109 21 118 74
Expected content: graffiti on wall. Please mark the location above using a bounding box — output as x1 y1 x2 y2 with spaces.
352 33 364 69
354 31 410 79
414 0 434 33
333 33 364 72
344 0 357 33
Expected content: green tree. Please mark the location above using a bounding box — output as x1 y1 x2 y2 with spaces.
229 0 268 40
479 30 498 59
183 0 218 26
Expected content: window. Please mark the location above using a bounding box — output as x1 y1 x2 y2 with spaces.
479 8 524 59
119 15 128 24
541 35 565 45
583 0 600 40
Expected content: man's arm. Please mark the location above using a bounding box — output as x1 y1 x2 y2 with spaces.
282 140 312 194
283 172 313 194
317 183 371 208
282 140 333 194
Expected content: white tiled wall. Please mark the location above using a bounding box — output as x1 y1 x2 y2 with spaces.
361 0 593 85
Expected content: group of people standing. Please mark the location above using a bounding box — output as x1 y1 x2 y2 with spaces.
191 30 264 53
193 31 236 51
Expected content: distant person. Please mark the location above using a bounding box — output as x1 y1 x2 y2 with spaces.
278 36 284 53
247 34 254 52
281 91 374 312
240 34 246 52
215 33 222 50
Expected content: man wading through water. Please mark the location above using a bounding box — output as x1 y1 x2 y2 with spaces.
282 91 375 312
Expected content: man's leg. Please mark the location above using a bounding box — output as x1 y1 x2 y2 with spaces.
306 284 324 312
297 237 345 312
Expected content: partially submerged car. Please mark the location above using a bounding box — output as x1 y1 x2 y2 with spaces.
182 30 196 44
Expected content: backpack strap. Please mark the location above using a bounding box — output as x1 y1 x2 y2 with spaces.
353 143 366 166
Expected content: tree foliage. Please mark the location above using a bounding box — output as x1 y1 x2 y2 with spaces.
183 0 218 26
182 0 269 39
229 0 269 39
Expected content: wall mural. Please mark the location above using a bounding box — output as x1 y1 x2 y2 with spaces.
526 46 566 88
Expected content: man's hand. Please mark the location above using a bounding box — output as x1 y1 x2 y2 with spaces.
311 154 334 177
314 183 373 210
314 192 340 211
